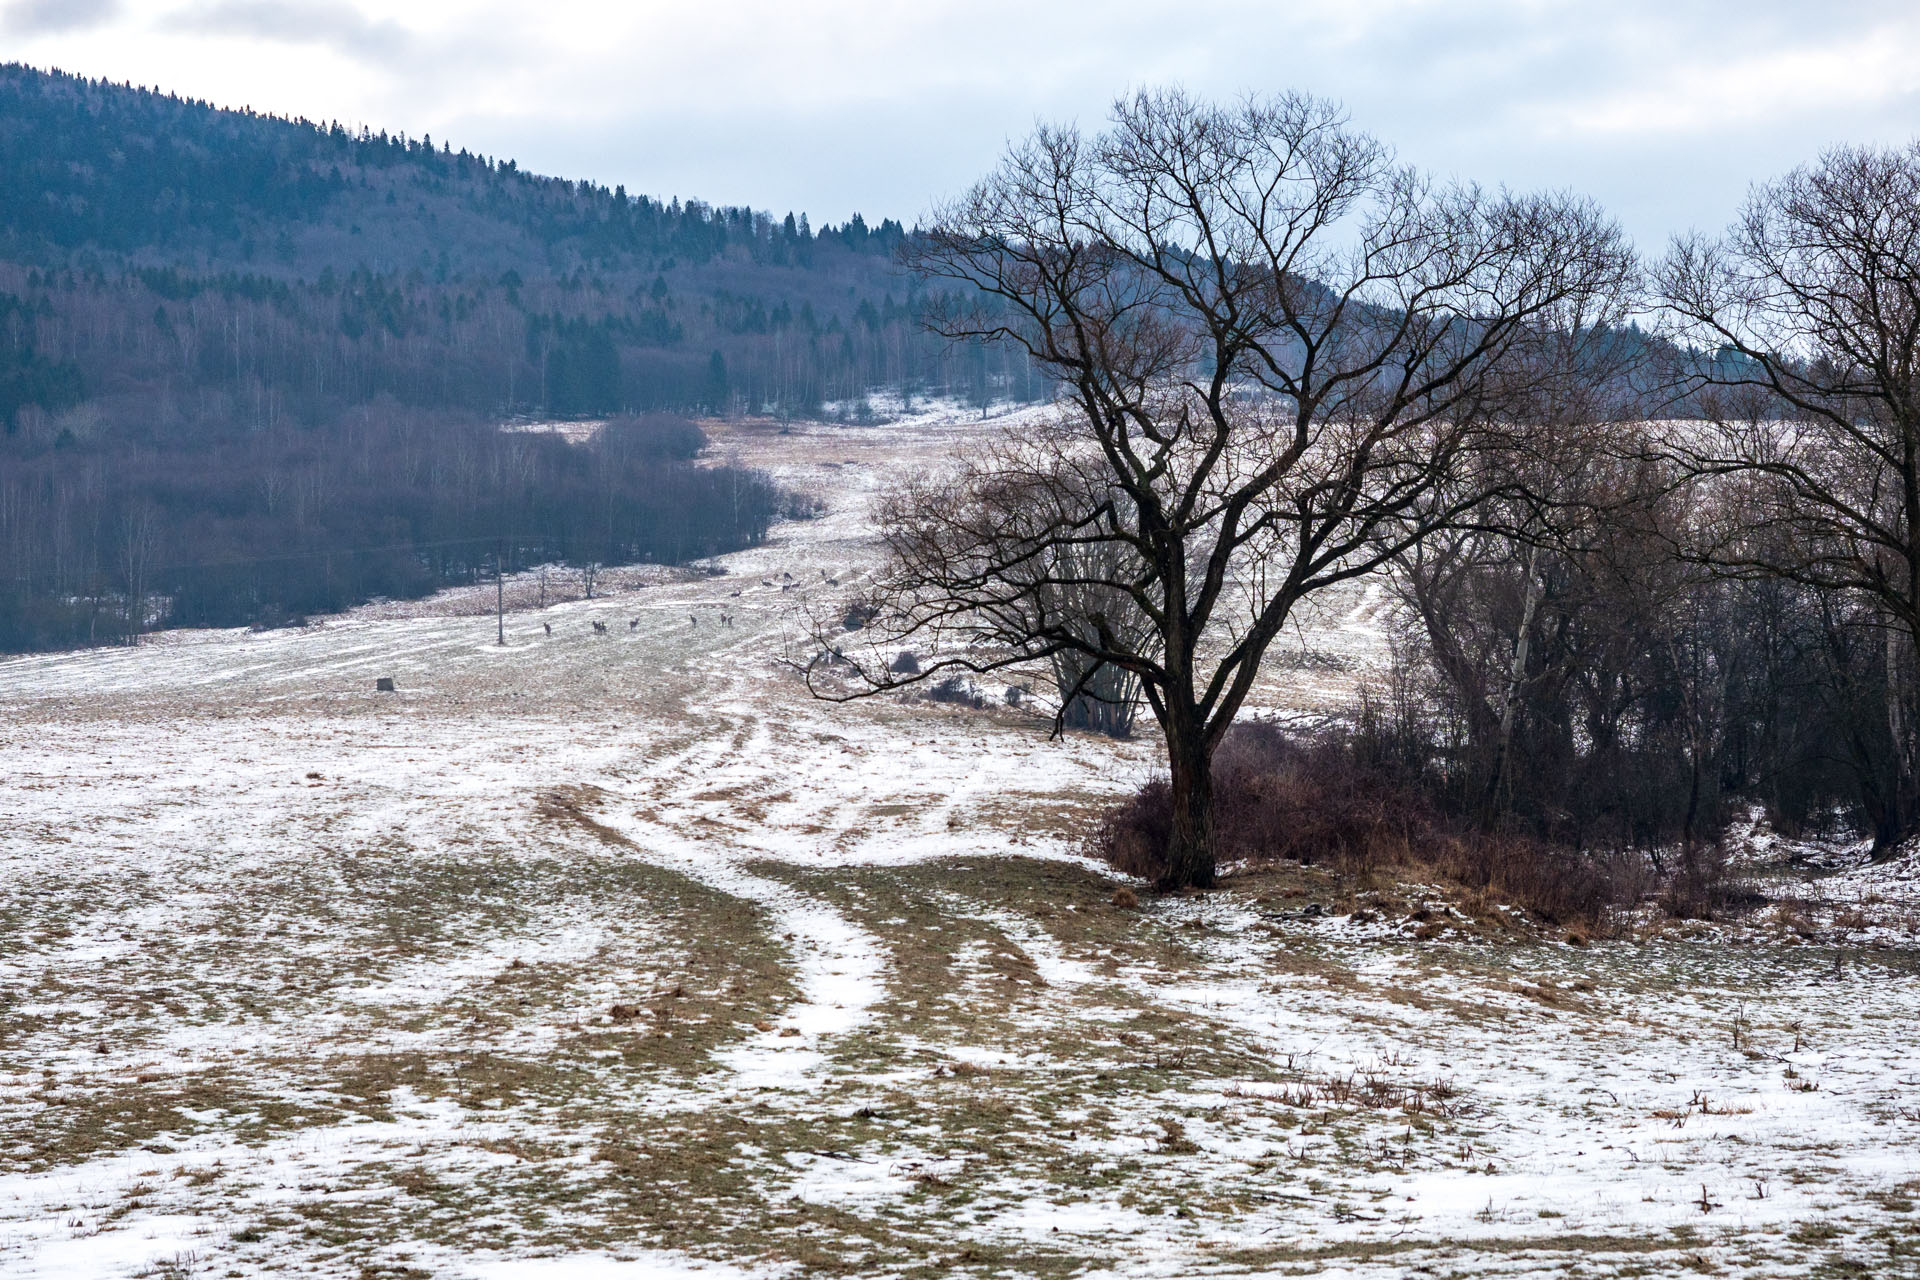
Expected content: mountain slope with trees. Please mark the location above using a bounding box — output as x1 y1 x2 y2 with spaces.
0 63 1032 425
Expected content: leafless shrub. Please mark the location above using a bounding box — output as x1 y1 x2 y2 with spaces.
1090 781 1174 881
1224 1071 1464 1118
924 675 986 709
1266 648 1353 673
1155 1117 1200 1153
1660 848 1767 919
783 492 826 521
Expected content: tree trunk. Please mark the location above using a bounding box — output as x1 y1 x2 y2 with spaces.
1482 544 1543 825
1161 728 1216 890
1877 620 1919 859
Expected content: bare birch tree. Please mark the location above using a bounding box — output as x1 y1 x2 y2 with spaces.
120 502 158 645
822 89 1633 888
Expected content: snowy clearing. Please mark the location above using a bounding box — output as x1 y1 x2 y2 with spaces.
2 404 1918 1279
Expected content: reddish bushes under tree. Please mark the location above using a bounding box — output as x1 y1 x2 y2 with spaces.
1088 721 1658 925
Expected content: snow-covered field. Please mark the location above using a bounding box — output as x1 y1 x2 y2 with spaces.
2 405 1917 1279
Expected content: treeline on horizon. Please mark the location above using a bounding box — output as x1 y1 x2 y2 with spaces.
0 408 784 652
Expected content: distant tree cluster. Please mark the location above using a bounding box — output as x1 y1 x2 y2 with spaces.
0 406 779 651
1388 434 1877 868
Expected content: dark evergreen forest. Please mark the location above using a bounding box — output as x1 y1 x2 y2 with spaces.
0 65 1030 651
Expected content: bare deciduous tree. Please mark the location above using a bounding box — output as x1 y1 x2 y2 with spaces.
818 89 1634 888
1657 141 1920 847
120 502 158 644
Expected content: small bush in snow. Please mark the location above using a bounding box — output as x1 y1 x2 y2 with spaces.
925 675 985 709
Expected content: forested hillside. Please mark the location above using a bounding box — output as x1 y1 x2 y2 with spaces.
0 64 1031 651
0 63 1032 427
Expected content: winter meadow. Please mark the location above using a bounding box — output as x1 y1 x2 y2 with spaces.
2 8 1920 1278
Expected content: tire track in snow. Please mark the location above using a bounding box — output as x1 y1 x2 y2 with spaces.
556 682 890 1089
581 795 888 1090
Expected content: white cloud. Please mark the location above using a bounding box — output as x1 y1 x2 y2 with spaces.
158 0 417 61
5 0 120 34
1540 19 1920 139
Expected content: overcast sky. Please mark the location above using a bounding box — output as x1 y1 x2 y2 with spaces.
6 0 1919 250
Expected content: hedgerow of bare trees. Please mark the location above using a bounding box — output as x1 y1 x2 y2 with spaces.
1657 141 1920 850
820 89 1635 889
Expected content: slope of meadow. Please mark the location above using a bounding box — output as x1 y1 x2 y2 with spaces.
1 406 1917 1280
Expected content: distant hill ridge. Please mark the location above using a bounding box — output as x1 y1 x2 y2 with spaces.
0 62 906 281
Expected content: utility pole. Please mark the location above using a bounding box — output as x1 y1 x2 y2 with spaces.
496 545 505 646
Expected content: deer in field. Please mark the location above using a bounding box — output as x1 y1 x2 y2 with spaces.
629 618 639 632
592 620 607 635
543 622 551 637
